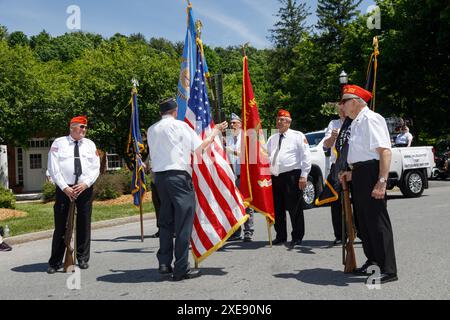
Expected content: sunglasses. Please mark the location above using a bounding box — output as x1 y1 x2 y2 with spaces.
340 98 353 105
79 125 88 129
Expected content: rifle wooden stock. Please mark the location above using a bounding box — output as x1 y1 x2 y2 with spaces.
63 200 76 272
341 176 357 273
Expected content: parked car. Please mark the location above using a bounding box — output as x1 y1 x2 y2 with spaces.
302 130 328 209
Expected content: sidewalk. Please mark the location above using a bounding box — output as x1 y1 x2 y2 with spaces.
6 212 155 245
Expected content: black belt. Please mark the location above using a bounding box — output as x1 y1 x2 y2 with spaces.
349 159 379 170
155 170 189 176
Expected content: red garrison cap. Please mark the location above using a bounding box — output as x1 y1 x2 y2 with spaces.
277 109 291 119
70 115 88 125
342 85 373 103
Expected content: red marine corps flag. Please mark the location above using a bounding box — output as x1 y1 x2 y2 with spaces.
240 53 275 235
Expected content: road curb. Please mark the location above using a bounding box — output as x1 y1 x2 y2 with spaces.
6 212 156 245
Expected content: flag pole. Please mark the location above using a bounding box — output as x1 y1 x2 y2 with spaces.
139 169 144 243
267 219 272 247
132 78 144 243
372 36 379 111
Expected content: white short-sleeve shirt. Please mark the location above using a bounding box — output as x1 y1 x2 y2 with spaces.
324 118 344 164
348 107 392 164
147 115 203 175
267 129 312 177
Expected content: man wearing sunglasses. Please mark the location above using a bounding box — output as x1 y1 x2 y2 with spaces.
339 85 397 284
46 115 100 274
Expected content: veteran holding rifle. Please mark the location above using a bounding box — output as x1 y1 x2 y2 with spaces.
47 116 100 274
339 85 398 284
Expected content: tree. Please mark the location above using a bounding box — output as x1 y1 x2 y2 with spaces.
7 31 30 47
316 0 362 52
0 25 7 41
373 0 450 142
269 0 311 50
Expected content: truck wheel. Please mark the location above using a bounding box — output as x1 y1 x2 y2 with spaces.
400 170 425 198
302 176 316 209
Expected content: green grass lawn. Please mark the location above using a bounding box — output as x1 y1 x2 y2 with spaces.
2 200 154 237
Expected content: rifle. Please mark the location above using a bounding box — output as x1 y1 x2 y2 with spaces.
341 175 357 273
63 175 79 272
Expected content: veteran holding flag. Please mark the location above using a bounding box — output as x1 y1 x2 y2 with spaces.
147 98 228 281
226 112 255 242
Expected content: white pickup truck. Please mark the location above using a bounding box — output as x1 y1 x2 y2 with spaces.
302 130 435 209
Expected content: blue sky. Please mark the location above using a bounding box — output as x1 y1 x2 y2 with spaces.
0 0 375 48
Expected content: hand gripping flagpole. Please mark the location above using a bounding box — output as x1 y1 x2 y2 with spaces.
132 78 145 243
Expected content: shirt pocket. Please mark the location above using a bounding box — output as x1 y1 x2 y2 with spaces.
82 152 98 164
59 151 73 160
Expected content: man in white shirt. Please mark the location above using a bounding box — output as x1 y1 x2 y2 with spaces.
147 98 227 281
323 104 346 245
47 115 100 273
340 84 398 284
267 109 311 248
225 113 254 242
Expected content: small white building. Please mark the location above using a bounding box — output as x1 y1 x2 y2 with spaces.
6 138 123 193
1 144 8 189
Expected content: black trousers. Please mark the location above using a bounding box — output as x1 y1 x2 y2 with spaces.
49 186 93 267
155 170 195 278
352 160 397 274
271 169 305 242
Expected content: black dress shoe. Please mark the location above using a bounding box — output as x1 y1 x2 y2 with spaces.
149 231 160 238
78 261 89 270
172 269 201 281
227 235 242 242
272 238 286 245
352 261 375 275
289 240 302 248
370 273 398 284
47 263 63 274
159 264 173 274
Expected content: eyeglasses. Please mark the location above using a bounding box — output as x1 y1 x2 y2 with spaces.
340 98 353 105
79 125 88 129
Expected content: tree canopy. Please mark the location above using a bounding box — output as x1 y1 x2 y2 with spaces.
0 0 448 150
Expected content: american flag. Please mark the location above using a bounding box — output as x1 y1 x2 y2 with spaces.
185 44 247 263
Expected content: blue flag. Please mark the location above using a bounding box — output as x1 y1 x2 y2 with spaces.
127 88 147 206
177 3 209 121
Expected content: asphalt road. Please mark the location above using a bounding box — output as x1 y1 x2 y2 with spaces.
1 180 449 300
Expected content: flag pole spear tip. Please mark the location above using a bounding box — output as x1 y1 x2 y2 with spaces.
242 42 249 57
373 36 379 55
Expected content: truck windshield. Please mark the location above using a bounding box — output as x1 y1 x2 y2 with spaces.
305 132 325 148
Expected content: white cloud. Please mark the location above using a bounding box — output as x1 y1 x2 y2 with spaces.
195 5 269 48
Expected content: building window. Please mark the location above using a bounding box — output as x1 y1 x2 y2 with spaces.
29 154 42 169
106 149 123 171
17 148 24 185
28 139 54 149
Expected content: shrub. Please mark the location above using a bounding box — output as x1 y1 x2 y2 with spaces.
0 187 16 209
42 182 56 202
115 169 133 195
94 173 125 200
